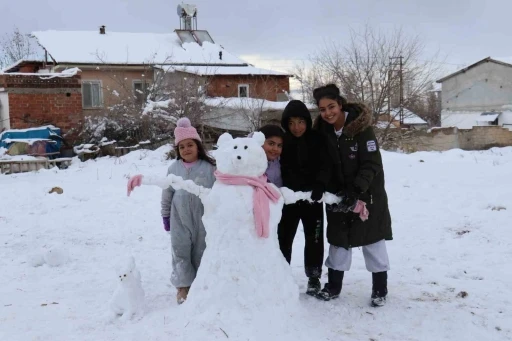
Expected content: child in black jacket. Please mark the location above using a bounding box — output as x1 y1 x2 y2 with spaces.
279 100 331 296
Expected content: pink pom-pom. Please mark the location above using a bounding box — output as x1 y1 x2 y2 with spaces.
176 117 191 128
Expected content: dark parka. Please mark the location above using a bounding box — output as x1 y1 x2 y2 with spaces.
280 101 332 192
314 102 392 249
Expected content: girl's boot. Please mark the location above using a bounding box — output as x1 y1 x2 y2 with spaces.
177 287 190 305
315 268 344 301
371 271 388 307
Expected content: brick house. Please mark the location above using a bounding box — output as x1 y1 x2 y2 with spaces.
0 68 83 135
0 7 291 136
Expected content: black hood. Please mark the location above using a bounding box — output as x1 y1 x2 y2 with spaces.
281 100 312 132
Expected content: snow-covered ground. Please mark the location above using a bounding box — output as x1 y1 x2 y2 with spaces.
1 146 511 341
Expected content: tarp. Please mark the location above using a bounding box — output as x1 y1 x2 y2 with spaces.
0 125 63 150
7 140 58 156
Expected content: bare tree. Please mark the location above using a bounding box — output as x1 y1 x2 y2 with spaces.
407 83 442 127
75 54 214 145
292 61 338 104
0 27 36 68
295 25 444 117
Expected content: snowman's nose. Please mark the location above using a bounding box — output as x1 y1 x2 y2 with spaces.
237 156 241 160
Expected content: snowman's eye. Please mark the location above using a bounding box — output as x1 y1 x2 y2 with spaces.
244 146 248 149
124 274 127 277
234 146 238 149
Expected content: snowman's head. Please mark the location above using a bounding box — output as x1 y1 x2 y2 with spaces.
215 132 267 177
116 256 137 283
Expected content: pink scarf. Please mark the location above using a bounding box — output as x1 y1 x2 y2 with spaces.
214 170 281 238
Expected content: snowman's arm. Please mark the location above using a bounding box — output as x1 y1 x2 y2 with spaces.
279 187 342 205
143 174 210 200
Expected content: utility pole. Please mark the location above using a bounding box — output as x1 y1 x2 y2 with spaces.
389 56 404 125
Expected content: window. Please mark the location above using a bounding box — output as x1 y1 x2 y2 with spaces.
82 81 102 108
238 84 249 98
133 80 151 103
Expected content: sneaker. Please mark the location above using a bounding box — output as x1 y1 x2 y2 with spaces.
315 285 340 301
306 277 321 296
177 287 190 305
371 291 387 307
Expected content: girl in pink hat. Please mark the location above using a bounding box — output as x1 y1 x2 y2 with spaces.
128 117 216 304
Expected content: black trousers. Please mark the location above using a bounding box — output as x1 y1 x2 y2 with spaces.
277 201 324 278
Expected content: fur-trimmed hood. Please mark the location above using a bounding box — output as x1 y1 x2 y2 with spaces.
313 102 373 137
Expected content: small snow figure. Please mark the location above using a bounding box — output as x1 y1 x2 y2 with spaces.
108 256 145 321
29 245 69 267
43 246 69 267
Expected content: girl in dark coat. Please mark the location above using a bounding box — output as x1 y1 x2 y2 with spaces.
312 84 392 307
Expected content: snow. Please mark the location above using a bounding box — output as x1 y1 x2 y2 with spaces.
3 138 57 145
0 154 40 161
205 97 313 110
0 67 80 78
32 30 247 66
157 65 289 76
476 112 500 122
442 110 512 129
1 144 512 340
390 108 428 125
142 99 174 116
0 125 58 137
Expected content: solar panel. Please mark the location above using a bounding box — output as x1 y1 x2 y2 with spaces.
192 30 214 45
176 30 197 44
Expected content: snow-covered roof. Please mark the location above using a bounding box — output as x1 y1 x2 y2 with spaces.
389 108 428 125
1 59 45 73
476 112 500 122
204 97 316 111
32 30 247 66
156 65 290 76
0 67 80 78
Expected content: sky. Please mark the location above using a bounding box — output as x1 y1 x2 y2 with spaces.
1 0 511 79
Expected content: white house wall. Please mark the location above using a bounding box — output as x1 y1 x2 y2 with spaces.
499 111 512 130
441 62 512 111
0 91 9 131
441 110 512 130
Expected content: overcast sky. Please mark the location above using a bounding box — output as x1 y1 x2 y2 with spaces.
1 0 511 76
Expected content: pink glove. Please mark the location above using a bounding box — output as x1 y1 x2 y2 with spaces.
127 174 143 196
353 200 369 221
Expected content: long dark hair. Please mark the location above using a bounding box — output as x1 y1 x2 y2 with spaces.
174 139 216 166
312 84 347 107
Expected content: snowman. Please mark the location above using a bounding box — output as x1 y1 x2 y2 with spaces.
128 132 343 314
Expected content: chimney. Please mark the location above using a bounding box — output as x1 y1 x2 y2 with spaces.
219 51 222 60
99 25 106 34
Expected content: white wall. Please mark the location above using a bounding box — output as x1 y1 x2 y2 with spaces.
441 110 512 130
499 111 512 131
0 91 9 131
441 62 512 112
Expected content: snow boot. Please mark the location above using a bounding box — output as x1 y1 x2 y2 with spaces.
306 277 321 296
176 287 190 305
315 269 344 301
371 271 388 307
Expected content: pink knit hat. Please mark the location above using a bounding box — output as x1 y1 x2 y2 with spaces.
174 117 201 145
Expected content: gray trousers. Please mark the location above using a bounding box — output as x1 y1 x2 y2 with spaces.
325 240 390 272
169 223 206 288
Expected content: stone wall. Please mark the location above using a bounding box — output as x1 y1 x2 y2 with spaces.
379 126 512 152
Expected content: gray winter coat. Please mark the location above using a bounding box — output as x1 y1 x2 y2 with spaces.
161 159 216 287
